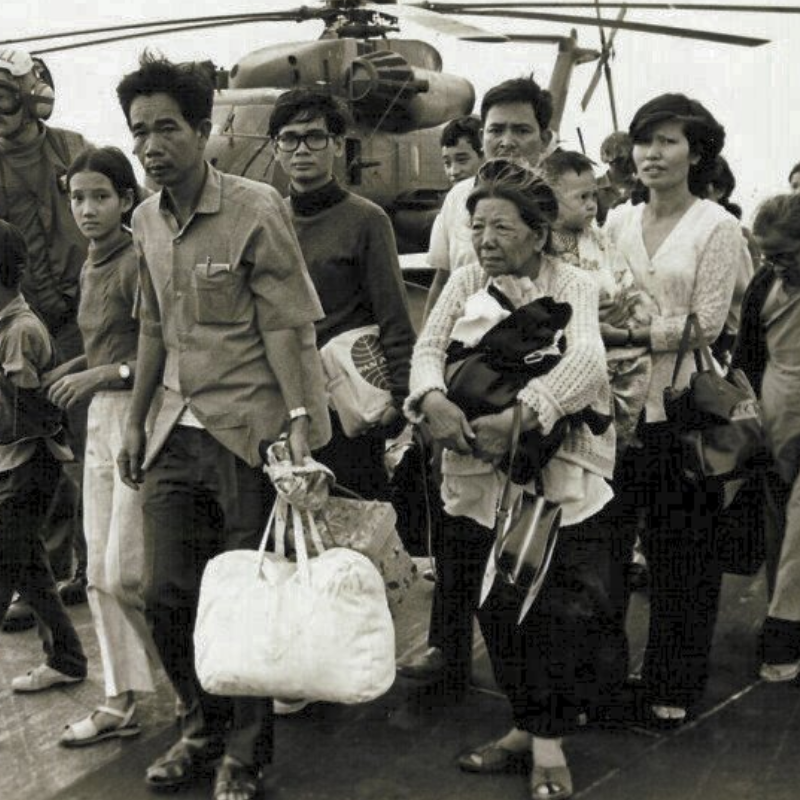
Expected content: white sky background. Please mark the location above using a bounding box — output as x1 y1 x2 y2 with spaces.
6 1 799 220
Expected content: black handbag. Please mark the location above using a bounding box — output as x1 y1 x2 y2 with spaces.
663 313 764 489
478 404 562 625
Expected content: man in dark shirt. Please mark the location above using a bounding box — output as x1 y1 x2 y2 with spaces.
116 54 329 800
269 89 414 499
0 47 89 627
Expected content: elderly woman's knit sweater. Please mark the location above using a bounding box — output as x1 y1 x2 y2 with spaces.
406 256 616 481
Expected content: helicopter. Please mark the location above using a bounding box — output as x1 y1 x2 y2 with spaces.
2 1 775 254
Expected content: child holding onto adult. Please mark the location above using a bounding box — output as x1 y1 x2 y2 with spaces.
539 149 654 449
44 146 159 746
0 219 87 694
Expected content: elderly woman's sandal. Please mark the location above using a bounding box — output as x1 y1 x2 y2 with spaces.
458 738 531 773
60 703 140 747
531 764 573 800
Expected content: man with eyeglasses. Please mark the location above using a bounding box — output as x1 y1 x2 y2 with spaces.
268 89 414 504
0 47 91 631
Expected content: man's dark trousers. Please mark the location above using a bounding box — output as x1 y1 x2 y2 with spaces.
142 426 276 768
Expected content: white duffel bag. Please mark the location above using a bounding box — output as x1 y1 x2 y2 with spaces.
194 497 396 703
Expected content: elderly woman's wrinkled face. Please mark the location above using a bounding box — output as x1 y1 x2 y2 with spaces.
757 230 800 287
470 196 546 279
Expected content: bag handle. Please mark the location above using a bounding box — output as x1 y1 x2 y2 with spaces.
255 496 313 585
671 312 717 388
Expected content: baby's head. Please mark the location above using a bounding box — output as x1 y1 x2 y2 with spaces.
440 115 483 185
539 150 598 233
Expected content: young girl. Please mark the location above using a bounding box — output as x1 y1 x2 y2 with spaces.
45 146 158 746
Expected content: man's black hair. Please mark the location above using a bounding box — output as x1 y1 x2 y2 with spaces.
789 161 800 184
116 51 214 129
479 76 553 134
268 89 350 138
0 219 27 290
440 115 482 155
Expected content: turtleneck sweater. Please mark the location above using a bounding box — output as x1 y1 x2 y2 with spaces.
287 179 415 402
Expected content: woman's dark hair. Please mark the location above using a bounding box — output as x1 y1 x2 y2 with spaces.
752 193 800 241
117 51 214 130
707 155 741 220
440 115 482 156
268 89 350 138
466 158 559 252
629 93 725 198
0 219 27 290
67 147 141 227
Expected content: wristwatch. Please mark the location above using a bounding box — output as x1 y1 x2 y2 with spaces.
118 362 132 386
288 406 309 420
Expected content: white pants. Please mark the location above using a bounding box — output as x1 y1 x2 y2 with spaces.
84 392 158 696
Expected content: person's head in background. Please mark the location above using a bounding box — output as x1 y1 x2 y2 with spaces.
788 162 800 193
600 131 635 184
440 115 483 185
705 155 742 220
0 219 27 306
539 149 598 234
753 193 800 287
479 76 554 167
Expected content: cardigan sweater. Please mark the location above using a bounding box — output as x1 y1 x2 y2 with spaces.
406 257 616 480
605 199 745 422
287 182 415 403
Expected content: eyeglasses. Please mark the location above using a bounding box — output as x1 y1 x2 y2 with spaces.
0 88 22 116
273 130 334 153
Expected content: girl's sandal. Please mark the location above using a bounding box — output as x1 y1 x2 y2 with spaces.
531 764 573 800
458 738 531 774
60 703 140 748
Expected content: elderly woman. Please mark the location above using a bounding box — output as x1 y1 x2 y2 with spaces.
405 161 627 800
603 94 750 725
732 193 800 683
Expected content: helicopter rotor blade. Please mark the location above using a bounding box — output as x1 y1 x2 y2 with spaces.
28 16 307 56
387 3 508 40
0 11 316 47
460 3 800 13
426 5 770 46
581 2 624 119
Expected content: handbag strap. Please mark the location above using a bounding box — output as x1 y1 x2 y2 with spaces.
671 312 717 388
256 496 312 585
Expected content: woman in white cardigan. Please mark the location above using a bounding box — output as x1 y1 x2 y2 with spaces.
406 162 627 800
603 94 748 726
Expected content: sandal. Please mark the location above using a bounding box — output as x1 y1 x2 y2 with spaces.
458 738 531 774
60 703 140 748
214 756 261 800
531 764 573 800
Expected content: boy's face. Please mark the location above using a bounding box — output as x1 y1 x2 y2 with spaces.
553 169 598 232
274 115 343 194
441 138 482 185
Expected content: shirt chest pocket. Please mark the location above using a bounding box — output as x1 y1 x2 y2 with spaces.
191 262 246 324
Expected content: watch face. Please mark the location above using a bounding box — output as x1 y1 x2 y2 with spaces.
119 364 131 381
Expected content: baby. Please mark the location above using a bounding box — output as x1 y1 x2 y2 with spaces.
539 149 653 449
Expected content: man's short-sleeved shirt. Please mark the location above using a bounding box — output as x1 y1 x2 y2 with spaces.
133 164 329 468
426 178 479 274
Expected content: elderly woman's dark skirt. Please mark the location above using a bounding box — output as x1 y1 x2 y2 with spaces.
439 510 630 737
